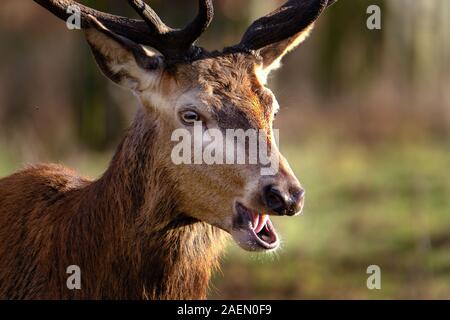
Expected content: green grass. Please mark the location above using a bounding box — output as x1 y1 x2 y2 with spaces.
0 149 17 178
211 140 450 299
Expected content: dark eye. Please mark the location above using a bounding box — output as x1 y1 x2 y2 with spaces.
180 110 201 125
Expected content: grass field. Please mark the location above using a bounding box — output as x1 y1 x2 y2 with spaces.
1 139 449 299
211 140 450 299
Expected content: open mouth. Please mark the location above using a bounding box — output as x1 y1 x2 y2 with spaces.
231 202 280 251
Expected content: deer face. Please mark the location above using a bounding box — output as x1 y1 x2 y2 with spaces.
39 0 336 252
145 55 305 252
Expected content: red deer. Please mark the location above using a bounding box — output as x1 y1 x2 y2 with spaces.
0 0 336 299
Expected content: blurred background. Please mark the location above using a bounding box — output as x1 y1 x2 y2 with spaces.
0 0 449 299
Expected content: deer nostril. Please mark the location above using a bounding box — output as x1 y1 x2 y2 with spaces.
263 185 288 215
288 188 305 215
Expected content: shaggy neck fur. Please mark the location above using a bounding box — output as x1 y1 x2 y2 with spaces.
78 109 225 299
0 108 225 299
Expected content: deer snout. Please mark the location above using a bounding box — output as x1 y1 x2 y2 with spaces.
262 184 305 216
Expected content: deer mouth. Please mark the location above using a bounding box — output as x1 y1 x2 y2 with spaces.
231 202 280 252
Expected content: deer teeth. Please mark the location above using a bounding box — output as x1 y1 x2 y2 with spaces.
255 214 268 234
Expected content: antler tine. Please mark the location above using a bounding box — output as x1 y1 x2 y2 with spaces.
34 0 151 42
127 0 214 57
127 0 172 35
236 0 336 52
34 0 171 54
176 0 214 48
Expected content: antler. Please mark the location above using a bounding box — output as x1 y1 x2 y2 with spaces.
33 0 214 60
234 0 337 52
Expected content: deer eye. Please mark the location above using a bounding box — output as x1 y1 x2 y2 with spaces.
180 110 201 125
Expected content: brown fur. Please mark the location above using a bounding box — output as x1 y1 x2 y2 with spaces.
0 110 225 299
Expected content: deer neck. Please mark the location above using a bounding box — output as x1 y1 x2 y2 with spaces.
87 108 225 299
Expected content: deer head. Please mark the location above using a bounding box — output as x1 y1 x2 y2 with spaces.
35 0 336 252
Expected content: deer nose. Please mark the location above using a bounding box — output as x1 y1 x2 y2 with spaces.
262 185 305 216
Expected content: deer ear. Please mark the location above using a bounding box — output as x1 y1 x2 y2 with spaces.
258 24 315 76
84 16 161 91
